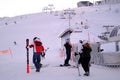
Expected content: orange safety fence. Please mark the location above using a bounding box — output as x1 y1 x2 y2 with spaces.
59 48 63 58
0 48 12 54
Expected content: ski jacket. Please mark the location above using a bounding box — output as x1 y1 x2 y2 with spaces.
78 42 83 53
81 43 92 58
64 42 72 53
29 39 44 53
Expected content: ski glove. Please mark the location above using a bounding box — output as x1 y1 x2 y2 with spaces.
74 52 79 56
41 52 45 57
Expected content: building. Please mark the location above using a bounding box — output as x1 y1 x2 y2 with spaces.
59 27 120 66
95 1 102 5
102 0 120 4
77 1 93 7
59 28 73 48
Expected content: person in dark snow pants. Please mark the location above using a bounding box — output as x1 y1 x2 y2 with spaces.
29 37 45 72
64 39 72 66
80 42 92 76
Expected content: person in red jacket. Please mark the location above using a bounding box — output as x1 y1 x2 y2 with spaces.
29 37 44 72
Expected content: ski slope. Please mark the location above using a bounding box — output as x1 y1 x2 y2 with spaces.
0 4 120 80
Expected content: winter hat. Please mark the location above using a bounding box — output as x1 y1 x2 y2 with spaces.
83 40 88 45
33 37 38 40
79 40 83 43
36 38 41 41
33 37 40 41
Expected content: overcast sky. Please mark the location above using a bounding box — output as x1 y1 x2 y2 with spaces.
0 0 100 17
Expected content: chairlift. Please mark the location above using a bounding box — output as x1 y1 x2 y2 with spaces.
98 35 108 40
54 11 58 16
84 25 89 29
74 30 82 33
74 27 82 33
60 14 66 19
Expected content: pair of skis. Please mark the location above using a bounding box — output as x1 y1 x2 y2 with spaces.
26 39 30 73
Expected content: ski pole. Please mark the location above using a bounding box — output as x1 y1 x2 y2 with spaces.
77 63 80 76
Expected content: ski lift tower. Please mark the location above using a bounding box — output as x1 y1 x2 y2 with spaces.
63 8 76 29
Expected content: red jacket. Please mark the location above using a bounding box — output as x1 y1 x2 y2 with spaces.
29 40 44 53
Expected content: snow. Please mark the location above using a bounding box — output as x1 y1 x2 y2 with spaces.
0 4 120 80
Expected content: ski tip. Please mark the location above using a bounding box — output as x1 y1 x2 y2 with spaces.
60 64 64 66
59 64 67 67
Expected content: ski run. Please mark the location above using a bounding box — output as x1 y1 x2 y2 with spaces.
0 3 120 80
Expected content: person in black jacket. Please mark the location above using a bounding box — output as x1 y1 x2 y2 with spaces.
80 42 92 76
64 39 72 66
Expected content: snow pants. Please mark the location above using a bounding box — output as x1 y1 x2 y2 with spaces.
80 56 91 73
64 51 71 65
33 52 41 70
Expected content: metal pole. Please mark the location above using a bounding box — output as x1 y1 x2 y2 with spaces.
63 8 76 29
69 13 71 39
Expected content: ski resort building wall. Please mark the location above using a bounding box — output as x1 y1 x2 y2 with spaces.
101 0 120 4
72 42 120 67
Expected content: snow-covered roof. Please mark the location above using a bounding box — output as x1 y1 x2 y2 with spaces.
77 1 93 7
59 28 73 38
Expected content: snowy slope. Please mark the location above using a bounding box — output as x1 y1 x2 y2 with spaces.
0 4 120 80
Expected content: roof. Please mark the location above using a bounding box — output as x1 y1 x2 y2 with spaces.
77 1 93 7
78 1 93 4
59 28 73 38
100 36 120 44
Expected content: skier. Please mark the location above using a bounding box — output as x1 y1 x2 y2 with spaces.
80 42 92 76
29 37 45 72
63 39 72 66
14 41 17 45
77 40 83 64
73 40 83 76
